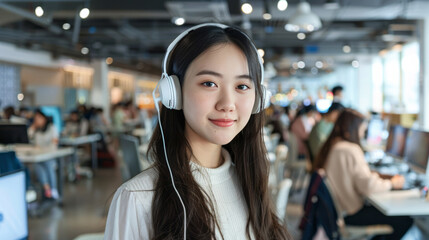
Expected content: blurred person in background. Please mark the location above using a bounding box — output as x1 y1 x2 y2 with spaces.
289 104 319 159
2 105 27 124
62 110 89 137
308 102 345 160
331 85 344 103
28 109 59 200
313 109 412 240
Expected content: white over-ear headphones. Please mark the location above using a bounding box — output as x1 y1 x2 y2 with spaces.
156 22 271 114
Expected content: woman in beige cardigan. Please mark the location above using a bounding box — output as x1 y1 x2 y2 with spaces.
313 109 412 240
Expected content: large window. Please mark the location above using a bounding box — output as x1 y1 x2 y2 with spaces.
401 42 419 113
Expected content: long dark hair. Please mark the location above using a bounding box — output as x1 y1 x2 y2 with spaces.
148 25 290 239
34 109 53 133
313 108 366 171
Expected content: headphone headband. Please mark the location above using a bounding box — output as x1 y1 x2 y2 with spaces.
162 23 265 83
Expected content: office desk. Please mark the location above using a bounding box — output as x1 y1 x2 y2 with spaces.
60 134 101 169
14 145 74 204
367 189 429 216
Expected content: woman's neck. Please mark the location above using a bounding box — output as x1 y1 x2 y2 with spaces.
188 141 224 168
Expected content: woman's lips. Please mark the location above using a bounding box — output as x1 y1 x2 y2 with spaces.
209 119 235 127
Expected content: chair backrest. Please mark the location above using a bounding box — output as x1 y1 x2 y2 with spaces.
300 171 340 240
118 134 142 181
274 144 288 184
286 131 299 167
276 178 292 223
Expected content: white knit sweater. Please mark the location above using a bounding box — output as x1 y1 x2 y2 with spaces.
104 149 253 240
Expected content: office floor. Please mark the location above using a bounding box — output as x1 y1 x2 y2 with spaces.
28 168 122 240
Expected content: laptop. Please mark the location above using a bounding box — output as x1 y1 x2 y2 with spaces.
0 169 28 240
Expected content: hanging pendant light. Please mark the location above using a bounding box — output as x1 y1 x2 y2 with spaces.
285 1 322 33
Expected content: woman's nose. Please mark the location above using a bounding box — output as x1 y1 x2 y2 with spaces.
215 88 236 112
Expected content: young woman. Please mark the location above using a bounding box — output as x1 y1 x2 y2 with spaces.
28 109 59 199
104 24 291 239
313 109 413 240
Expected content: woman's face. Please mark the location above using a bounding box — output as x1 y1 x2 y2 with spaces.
182 43 256 146
358 121 368 140
34 113 46 128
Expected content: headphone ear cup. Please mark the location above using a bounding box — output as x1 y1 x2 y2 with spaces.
252 85 271 114
159 75 182 110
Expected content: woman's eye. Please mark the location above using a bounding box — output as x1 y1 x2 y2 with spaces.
202 82 217 87
237 84 250 90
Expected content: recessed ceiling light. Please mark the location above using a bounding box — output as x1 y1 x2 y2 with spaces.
81 47 89 55
62 23 71 30
35 6 44 17
241 3 253 14
79 8 90 19
342 44 351 53
263 13 272 20
277 0 288 11
174 17 185 26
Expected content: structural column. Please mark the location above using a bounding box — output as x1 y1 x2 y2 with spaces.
90 59 110 120
419 18 429 130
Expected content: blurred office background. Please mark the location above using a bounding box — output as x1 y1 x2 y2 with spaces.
1 0 429 239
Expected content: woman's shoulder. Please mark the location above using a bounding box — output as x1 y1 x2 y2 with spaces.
121 166 158 192
331 141 362 154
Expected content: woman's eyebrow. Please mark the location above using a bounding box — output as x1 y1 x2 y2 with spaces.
196 70 252 80
195 70 222 77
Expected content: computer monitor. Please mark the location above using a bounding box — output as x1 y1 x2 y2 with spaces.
366 117 387 146
0 124 29 145
403 129 429 173
0 169 28 240
385 125 409 158
40 106 63 133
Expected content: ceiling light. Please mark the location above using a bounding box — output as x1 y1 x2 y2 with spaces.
315 61 323 68
79 8 90 19
297 33 306 40
285 2 322 33
17 93 24 101
342 44 351 53
257 49 265 57
297 61 305 69
352 60 359 68
106 57 113 65
81 47 89 55
35 6 44 17
173 17 185 26
62 23 71 30
263 13 272 20
241 3 253 14
277 0 288 11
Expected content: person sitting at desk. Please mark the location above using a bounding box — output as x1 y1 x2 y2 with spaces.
62 110 89 137
312 108 413 240
28 109 59 200
308 102 344 161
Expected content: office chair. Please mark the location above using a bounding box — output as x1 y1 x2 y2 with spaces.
300 170 393 240
286 132 309 195
275 178 293 224
118 134 143 181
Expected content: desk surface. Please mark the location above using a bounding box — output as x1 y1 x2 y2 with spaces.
60 134 101 146
14 146 74 163
367 189 429 216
